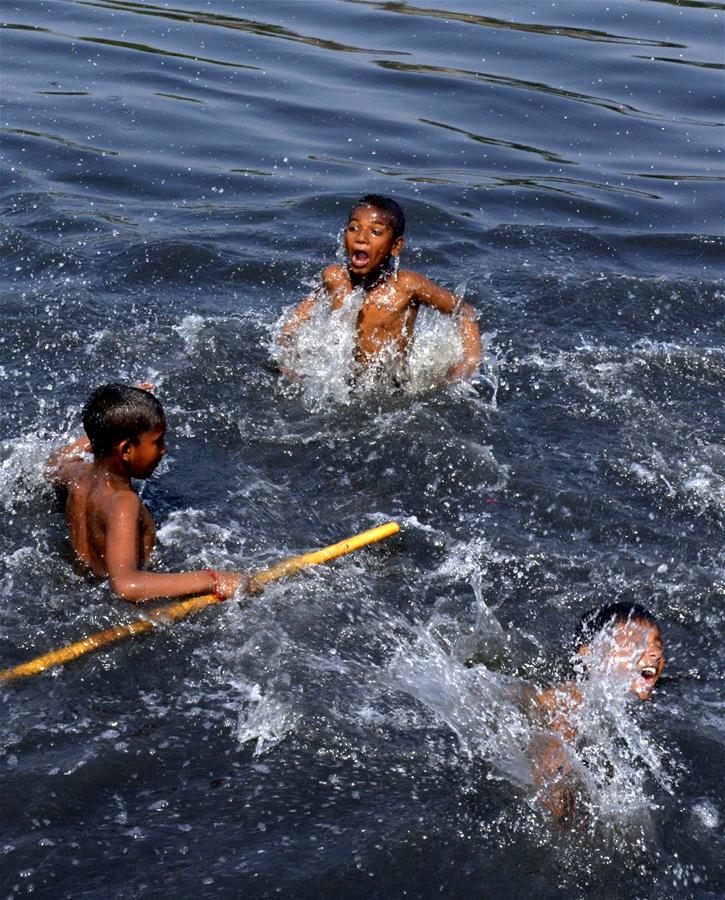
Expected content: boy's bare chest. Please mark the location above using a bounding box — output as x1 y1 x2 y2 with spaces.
338 283 412 323
358 289 416 341
332 277 409 312
139 504 156 556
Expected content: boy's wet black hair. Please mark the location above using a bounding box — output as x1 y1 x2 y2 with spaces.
576 601 658 649
82 383 165 459
351 194 406 239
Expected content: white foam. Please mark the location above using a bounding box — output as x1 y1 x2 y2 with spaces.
236 682 300 756
273 282 488 407
173 314 206 354
387 611 674 824
692 798 719 829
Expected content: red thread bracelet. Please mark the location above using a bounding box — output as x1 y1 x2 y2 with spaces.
207 568 222 601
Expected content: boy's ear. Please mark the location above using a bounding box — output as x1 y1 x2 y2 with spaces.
391 236 405 257
117 438 132 460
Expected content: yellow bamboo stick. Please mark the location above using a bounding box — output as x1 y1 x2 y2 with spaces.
0 521 400 684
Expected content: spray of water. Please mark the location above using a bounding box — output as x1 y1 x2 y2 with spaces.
387 597 675 829
272 274 493 407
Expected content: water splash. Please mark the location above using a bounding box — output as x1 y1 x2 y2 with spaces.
236 681 301 756
274 280 363 406
388 623 534 787
272 281 490 407
0 434 52 513
387 604 674 828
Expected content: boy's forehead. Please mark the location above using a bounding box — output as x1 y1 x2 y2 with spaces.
607 619 661 646
348 205 394 227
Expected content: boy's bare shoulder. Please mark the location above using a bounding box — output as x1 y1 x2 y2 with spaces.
397 270 457 310
535 683 580 711
106 486 142 519
397 269 426 289
88 485 144 546
321 263 348 288
534 682 582 740
321 264 352 307
47 457 90 490
46 436 93 488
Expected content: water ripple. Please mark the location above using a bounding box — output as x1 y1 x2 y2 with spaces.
378 61 721 128
73 0 408 55
350 0 687 47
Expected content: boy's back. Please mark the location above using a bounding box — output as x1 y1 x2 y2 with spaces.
53 451 155 577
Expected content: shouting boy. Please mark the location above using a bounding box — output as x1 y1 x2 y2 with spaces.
46 383 246 603
278 195 481 382
530 602 666 820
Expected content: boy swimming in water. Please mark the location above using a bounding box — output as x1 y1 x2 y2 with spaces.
530 602 665 819
278 195 482 381
46 383 247 603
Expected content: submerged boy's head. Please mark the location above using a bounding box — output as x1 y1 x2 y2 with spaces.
83 383 165 461
345 195 406 277
576 602 665 701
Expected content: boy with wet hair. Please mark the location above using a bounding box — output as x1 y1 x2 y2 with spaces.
530 601 665 819
47 383 247 603
574 601 664 700
279 194 481 381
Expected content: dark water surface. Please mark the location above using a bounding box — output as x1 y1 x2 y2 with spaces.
1 1 724 897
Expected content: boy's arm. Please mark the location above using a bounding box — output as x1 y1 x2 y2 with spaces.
277 266 348 378
45 435 92 487
276 296 317 381
529 731 579 821
279 296 317 345
279 265 350 341
404 273 482 379
528 685 582 821
104 492 247 603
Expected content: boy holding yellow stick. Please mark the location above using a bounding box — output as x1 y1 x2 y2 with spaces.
47 383 247 603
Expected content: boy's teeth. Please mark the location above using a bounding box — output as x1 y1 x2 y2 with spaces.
641 666 656 677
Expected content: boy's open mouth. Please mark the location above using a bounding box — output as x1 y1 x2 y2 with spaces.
630 665 660 700
634 666 660 694
351 251 369 266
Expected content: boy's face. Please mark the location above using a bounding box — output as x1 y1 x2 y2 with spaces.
344 204 404 277
124 426 167 479
582 619 665 701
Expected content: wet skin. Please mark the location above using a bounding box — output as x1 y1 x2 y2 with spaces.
47 422 245 601
53 428 166 576
531 619 665 819
584 620 665 701
344 205 404 280
124 425 167 480
537 619 666 725
281 204 481 380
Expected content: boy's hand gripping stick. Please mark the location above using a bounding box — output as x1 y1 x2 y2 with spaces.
0 522 400 683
